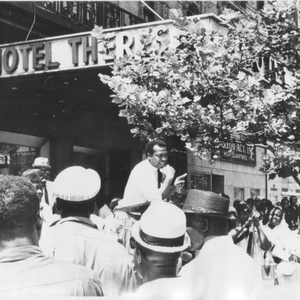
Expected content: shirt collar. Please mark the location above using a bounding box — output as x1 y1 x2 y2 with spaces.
145 159 159 173
0 245 43 263
53 216 98 229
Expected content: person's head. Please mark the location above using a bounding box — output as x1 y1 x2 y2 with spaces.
110 197 121 211
130 201 190 283
0 176 41 244
32 157 51 181
53 166 101 218
227 206 238 231
281 197 289 212
22 169 43 201
253 197 261 209
257 199 274 224
289 196 298 206
235 202 252 226
246 198 254 210
145 140 168 169
183 190 229 240
268 206 283 227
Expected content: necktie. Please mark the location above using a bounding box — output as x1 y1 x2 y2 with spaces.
157 169 162 188
44 184 49 205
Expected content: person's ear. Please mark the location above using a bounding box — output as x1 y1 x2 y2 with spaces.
35 209 43 238
201 218 209 232
136 248 143 264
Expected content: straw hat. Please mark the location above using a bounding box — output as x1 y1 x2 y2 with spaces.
183 189 229 217
32 157 51 168
53 166 101 201
131 201 190 253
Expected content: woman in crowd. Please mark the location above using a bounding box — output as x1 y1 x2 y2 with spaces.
262 206 294 263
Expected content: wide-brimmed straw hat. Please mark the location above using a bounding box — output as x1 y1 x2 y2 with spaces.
183 189 229 218
32 157 51 168
53 166 101 201
131 201 190 253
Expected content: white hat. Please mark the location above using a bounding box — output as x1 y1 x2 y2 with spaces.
54 166 101 201
131 201 190 253
32 157 51 168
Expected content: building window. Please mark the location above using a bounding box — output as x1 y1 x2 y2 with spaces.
191 172 211 191
143 1 155 22
234 187 245 201
250 189 260 199
212 174 224 195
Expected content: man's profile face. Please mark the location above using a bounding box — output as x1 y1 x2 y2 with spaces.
39 167 50 181
148 145 168 169
291 197 298 206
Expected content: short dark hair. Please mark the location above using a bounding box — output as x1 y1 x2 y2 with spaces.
145 140 167 156
135 240 181 267
0 176 40 239
56 198 95 216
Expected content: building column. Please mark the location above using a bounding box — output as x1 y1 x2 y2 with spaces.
50 137 73 180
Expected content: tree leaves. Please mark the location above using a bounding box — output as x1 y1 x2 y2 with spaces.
95 2 300 182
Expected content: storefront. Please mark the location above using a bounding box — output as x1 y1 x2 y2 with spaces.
0 13 283 204
1 14 224 198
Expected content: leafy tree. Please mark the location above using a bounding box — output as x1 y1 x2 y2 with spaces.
93 1 300 184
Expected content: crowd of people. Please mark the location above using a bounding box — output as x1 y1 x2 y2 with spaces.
0 140 300 299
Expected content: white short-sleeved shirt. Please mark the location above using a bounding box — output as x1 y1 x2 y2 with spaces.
122 159 162 205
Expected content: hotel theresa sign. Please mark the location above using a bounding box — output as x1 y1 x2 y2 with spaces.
0 15 222 78
0 13 293 87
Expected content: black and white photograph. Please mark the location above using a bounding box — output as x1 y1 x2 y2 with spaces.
0 1 300 299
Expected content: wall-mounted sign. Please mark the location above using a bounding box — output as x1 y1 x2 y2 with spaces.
219 141 256 166
0 15 222 78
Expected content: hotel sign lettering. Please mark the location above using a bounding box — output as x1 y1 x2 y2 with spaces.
219 142 256 166
0 14 293 86
0 16 220 78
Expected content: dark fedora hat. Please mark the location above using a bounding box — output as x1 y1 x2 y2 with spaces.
183 189 229 217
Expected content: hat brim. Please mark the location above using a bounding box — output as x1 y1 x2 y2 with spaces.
131 221 190 253
33 164 51 169
183 205 229 218
115 202 150 213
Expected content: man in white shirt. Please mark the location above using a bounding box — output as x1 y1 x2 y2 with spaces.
32 157 55 212
119 140 187 209
40 166 137 297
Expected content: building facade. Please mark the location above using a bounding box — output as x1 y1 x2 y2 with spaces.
0 1 297 205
